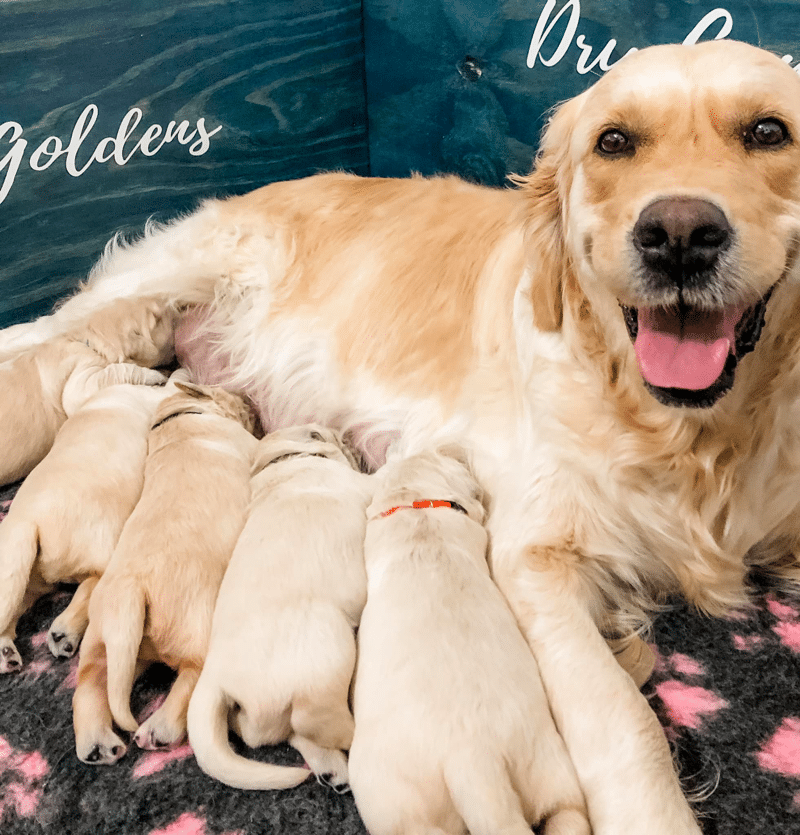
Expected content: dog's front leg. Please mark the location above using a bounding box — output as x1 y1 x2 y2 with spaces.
493 545 701 835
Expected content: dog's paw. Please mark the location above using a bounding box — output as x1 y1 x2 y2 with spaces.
317 771 351 794
307 748 349 793
47 624 80 659
133 712 184 751
142 368 169 386
0 639 22 673
77 732 127 766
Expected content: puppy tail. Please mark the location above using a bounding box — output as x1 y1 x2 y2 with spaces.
102 581 146 733
0 519 39 633
187 677 310 791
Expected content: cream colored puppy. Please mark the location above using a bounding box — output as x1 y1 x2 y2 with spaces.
0 379 169 673
349 448 590 835
187 424 372 791
0 295 174 487
73 381 257 765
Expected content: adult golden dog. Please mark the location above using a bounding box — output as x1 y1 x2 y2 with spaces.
3 40 800 834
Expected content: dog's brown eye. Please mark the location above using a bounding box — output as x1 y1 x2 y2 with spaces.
745 118 789 148
596 129 633 156
309 431 324 441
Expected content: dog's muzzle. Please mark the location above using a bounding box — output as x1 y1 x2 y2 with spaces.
622 197 771 408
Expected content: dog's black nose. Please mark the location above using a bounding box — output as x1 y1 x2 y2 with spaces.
633 198 731 277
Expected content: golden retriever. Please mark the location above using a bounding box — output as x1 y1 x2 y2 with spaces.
0 295 174 486
350 446 589 835
72 381 256 765
0 381 168 673
187 424 371 791
4 39 799 833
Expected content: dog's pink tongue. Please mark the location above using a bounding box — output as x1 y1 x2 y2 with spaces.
634 306 741 390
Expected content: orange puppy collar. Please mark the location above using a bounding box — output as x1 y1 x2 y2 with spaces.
379 499 468 518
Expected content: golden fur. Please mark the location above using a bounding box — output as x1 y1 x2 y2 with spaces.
0 382 169 673
0 295 174 486
187 424 372 791
5 39 800 833
72 380 256 765
350 446 589 835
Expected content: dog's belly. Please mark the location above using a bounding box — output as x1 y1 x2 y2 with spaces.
175 305 463 470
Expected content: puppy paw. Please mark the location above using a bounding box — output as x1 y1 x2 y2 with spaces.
133 712 184 750
317 771 351 795
0 639 22 673
47 625 80 659
77 733 127 765
306 748 349 793
142 368 168 386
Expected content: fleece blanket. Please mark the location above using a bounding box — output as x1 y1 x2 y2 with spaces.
0 480 798 835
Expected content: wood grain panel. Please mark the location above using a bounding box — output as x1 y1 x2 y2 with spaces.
0 0 369 326
364 0 800 184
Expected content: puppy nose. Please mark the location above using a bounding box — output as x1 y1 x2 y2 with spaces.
633 198 731 275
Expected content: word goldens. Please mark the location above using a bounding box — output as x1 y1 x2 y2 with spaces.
0 104 222 206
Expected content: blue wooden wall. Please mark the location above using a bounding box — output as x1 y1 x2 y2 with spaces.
363 0 800 184
0 0 369 327
5 1 800 328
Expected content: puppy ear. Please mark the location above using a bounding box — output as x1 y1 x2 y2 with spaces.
237 397 260 437
250 410 265 439
509 93 584 333
251 435 280 474
435 441 472 471
142 306 159 341
338 428 364 472
250 443 272 476
174 381 212 400
144 298 175 332
144 300 177 361
434 442 485 508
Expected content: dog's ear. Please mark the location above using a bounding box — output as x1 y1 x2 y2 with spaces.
236 397 260 437
249 409 265 439
435 441 472 471
435 442 485 505
509 93 584 333
339 428 365 472
174 381 212 400
143 298 175 337
250 442 273 476
138 299 176 364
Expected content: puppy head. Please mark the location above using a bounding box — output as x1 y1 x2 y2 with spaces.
369 444 485 524
153 381 257 433
521 40 800 409
252 423 361 474
81 297 176 367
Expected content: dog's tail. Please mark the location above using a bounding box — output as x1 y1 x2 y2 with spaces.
102 580 146 733
0 198 264 359
0 518 39 637
187 674 310 791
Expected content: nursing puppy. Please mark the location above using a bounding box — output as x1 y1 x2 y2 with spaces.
72 381 256 765
0 379 168 673
187 424 372 791
349 447 589 835
0 295 174 486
